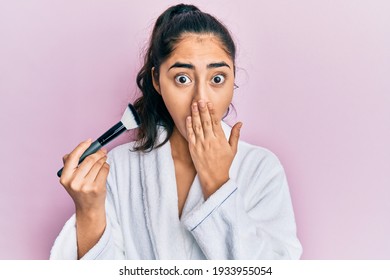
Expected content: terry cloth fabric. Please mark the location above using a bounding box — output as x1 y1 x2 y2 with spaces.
50 122 302 259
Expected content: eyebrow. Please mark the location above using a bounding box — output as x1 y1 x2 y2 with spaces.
168 61 231 71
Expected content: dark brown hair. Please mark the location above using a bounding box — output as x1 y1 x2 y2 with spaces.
133 3 236 151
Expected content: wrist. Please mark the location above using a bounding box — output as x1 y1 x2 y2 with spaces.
75 208 106 238
76 207 105 222
200 175 229 200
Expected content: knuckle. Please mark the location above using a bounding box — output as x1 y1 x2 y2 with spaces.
78 140 86 146
67 153 77 161
83 156 95 165
201 119 211 127
69 180 80 191
195 146 203 154
94 150 106 159
187 130 194 137
194 123 202 131
83 184 105 196
59 177 68 186
79 140 90 147
95 157 107 166
81 185 95 195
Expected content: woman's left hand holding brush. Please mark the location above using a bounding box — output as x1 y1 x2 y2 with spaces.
59 139 110 259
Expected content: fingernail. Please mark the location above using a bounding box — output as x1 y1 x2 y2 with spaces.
192 103 198 112
198 100 205 109
86 138 92 143
101 148 108 154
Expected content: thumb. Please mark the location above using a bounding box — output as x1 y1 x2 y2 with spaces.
62 154 69 165
229 122 243 154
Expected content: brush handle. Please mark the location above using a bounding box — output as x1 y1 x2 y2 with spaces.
56 121 127 178
56 140 102 178
97 121 126 145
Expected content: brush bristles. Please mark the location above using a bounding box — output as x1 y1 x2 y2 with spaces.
121 104 141 130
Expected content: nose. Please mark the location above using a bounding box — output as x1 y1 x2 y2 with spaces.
192 81 209 103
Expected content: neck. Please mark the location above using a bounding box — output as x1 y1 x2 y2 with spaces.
170 126 193 165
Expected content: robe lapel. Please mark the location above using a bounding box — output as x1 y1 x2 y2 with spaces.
137 124 232 259
139 136 188 259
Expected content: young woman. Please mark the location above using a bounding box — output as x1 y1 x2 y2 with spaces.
50 4 302 260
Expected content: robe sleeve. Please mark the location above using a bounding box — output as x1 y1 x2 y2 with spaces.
50 156 125 260
181 149 302 260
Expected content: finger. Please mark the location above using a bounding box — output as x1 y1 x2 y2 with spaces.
61 139 92 178
85 155 108 181
75 149 107 178
94 162 110 186
62 154 69 165
198 100 213 138
191 102 204 141
186 116 196 145
208 102 225 137
229 122 243 155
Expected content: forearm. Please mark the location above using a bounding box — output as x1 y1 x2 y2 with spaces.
75 208 106 259
51 201 125 260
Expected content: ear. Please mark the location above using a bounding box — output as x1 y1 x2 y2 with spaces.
151 67 161 95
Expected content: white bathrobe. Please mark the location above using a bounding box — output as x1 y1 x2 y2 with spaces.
50 123 302 260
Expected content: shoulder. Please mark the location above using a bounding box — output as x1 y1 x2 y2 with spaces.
107 124 169 167
107 125 167 162
106 141 137 163
104 141 143 193
222 123 287 199
237 141 282 169
105 140 149 177
234 140 286 190
222 122 283 172
232 139 289 205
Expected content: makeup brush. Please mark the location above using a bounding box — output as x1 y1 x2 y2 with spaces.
57 103 141 177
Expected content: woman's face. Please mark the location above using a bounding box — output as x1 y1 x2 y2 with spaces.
152 33 235 141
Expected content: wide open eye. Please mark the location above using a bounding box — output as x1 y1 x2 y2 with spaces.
175 74 192 85
211 74 226 85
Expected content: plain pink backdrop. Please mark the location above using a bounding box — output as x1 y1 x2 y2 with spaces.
0 0 389 259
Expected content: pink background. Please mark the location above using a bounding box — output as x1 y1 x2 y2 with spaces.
1 0 389 259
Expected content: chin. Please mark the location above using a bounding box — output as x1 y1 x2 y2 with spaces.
173 124 188 141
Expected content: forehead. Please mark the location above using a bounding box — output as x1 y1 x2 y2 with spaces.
165 33 233 67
